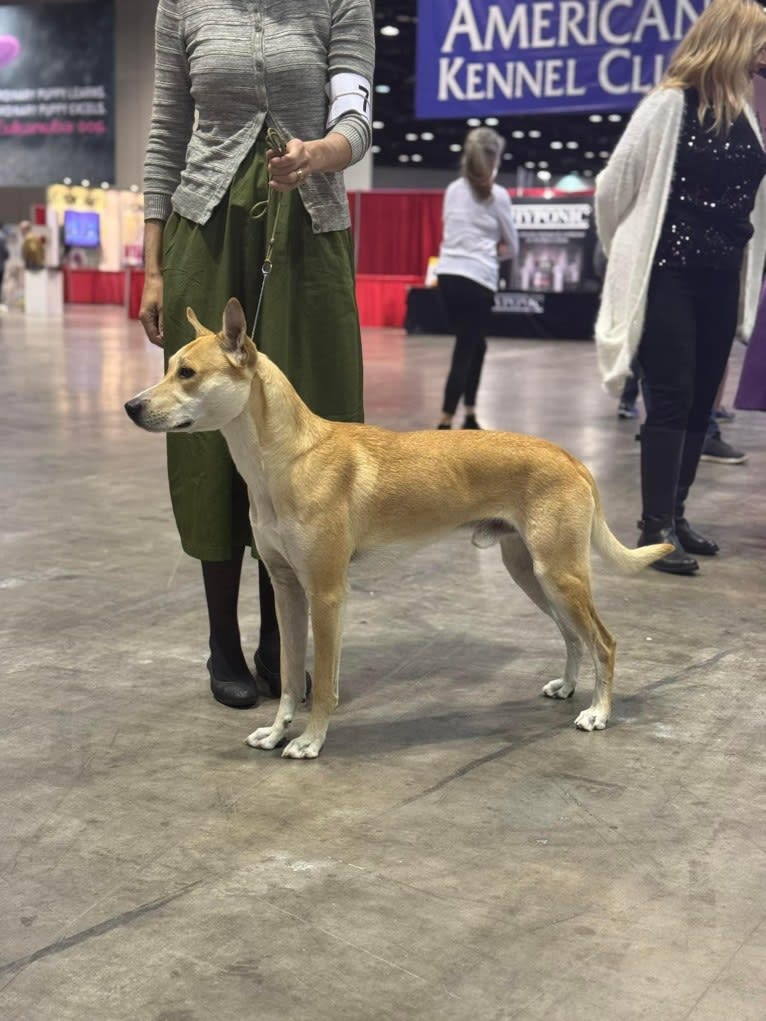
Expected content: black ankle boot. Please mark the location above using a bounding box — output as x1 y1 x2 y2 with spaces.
207 659 259 709
462 414 481 429
674 518 719 556
638 517 699 575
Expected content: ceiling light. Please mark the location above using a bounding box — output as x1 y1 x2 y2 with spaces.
528 129 541 139
411 154 423 163
608 114 622 122
503 153 512 160
537 170 552 182
420 131 434 141
100 181 110 189
63 177 72 185
449 143 462 152
405 132 418 141
375 84 390 94
398 154 410 163
484 117 499 126
585 151 595 159
566 141 579 149
538 160 549 168
599 150 610 159
380 25 399 37
549 141 563 149
589 114 603 123
81 179 90 187
372 120 384 130
512 130 525 139
467 117 481 127
524 161 535 169
371 145 381 154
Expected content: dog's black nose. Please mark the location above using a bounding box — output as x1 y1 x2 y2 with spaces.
124 398 144 423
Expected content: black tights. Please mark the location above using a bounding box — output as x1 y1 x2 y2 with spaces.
202 552 279 679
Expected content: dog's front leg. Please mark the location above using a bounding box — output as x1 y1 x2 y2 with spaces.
282 582 346 760
245 561 308 751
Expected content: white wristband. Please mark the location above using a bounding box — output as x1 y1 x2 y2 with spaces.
326 72 372 128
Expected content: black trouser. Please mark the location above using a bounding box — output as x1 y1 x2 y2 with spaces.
438 273 495 415
636 264 740 522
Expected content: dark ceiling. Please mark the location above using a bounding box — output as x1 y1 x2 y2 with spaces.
372 2 627 184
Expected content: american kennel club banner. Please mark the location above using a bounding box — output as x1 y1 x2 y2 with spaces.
416 0 709 117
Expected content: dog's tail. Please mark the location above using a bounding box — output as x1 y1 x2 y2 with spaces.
588 477 674 575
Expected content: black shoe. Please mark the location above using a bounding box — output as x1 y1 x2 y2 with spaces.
675 518 719 556
437 422 451 430
206 659 259 709
462 414 482 429
637 519 699 575
254 649 312 701
700 435 747 464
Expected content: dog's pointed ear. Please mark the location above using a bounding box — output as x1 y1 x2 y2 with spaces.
186 306 209 337
220 298 250 366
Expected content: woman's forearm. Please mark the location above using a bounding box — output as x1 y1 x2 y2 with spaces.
305 131 354 174
143 220 165 279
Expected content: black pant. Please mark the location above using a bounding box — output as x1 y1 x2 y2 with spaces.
636 264 740 522
438 274 495 415
638 264 740 434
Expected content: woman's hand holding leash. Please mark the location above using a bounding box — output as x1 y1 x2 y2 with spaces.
267 138 311 191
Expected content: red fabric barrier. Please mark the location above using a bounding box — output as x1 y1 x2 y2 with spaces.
64 269 125 305
356 274 422 328
128 268 144 319
349 190 443 277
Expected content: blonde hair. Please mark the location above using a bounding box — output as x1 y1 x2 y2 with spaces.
662 0 766 132
461 127 505 200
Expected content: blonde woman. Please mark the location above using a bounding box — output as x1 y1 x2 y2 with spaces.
436 128 518 429
596 0 766 574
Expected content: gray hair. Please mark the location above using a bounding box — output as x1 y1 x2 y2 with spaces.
461 127 505 200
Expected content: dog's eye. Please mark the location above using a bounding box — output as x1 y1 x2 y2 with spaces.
177 366 196 380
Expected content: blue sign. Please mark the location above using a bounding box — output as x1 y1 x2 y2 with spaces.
416 0 708 118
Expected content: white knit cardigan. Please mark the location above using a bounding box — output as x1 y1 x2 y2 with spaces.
594 87 766 396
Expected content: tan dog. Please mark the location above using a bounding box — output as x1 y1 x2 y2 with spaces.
125 298 672 759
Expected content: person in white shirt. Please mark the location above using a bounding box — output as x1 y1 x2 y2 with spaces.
435 128 519 429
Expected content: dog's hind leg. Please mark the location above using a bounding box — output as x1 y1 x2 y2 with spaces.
500 534 584 701
533 561 616 731
246 557 308 751
282 561 349 760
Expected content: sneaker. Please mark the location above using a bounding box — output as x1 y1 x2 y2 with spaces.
462 414 482 429
618 401 639 419
713 406 736 422
700 435 747 464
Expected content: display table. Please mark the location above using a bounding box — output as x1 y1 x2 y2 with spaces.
25 269 64 317
127 270 422 329
405 287 599 341
64 268 126 305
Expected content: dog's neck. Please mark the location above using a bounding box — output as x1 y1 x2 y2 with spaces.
220 353 325 499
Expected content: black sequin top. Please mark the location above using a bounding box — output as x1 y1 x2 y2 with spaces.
655 88 766 269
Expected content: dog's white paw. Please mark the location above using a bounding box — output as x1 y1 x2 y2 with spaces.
245 723 288 750
282 733 324 759
542 678 575 700
574 707 609 731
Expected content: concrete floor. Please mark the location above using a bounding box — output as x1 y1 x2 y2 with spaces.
1 306 765 1021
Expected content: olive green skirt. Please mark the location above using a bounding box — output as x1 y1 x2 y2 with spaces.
162 132 363 561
